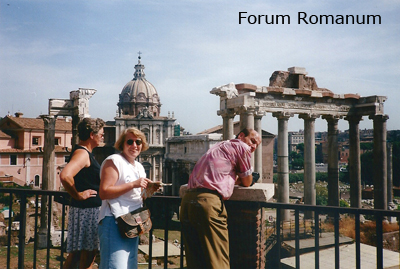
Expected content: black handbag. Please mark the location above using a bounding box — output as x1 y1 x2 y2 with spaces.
116 207 152 238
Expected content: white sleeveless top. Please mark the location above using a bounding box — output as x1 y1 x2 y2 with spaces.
98 154 146 221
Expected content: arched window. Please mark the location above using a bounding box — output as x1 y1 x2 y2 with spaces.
34 175 40 187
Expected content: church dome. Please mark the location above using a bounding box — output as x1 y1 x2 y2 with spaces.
118 54 161 118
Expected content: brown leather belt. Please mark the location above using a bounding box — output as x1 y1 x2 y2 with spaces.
187 188 222 199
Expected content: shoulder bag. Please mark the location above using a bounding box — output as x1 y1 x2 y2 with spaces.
116 206 152 238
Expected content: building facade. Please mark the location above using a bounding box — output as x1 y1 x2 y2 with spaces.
112 55 178 181
0 113 72 190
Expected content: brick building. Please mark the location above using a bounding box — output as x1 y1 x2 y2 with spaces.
0 113 72 190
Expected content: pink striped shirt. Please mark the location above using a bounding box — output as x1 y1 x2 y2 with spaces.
188 139 253 200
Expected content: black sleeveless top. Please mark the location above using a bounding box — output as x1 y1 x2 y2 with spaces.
69 145 102 208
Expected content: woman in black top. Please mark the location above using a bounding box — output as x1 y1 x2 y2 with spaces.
60 117 105 269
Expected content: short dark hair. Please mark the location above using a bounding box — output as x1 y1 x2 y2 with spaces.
77 118 105 141
235 128 251 139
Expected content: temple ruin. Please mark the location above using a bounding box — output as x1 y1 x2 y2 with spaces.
211 67 389 220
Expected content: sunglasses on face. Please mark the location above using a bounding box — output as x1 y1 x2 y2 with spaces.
126 139 143 146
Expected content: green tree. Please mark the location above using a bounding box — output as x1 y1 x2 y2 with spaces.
361 151 374 185
290 151 304 170
316 184 328 206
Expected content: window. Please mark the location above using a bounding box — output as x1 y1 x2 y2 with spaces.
10 155 17 165
32 137 40 145
54 138 60 145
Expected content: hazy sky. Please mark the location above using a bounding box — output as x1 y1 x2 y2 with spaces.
1 0 399 135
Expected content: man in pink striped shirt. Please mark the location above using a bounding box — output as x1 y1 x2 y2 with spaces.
180 128 261 269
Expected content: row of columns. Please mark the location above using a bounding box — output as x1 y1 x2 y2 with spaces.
222 108 390 221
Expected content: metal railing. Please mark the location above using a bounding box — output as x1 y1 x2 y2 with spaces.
0 188 399 269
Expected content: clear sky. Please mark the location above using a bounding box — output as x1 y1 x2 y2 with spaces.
1 0 399 135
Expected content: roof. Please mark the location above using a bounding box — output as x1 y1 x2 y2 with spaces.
0 145 71 153
0 130 11 139
119 57 160 105
0 116 72 131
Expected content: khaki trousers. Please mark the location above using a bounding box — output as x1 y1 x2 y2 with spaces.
180 191 230 269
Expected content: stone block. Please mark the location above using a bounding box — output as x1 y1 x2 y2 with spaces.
179 183 274 202
288 67 308 75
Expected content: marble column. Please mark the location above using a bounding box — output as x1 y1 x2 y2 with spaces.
346 115 362 208
152 156 156 181
240 107 255 167
69 88 96 147
370 114 389 210
71 115 82 147
239 106 255 130
38 115 56 246
221 109 235 140
254 113 264 179
273 112 291 221
387 142 394 208
323 115 340 207
299 114 318 219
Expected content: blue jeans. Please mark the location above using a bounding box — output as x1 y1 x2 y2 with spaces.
98 216 139 269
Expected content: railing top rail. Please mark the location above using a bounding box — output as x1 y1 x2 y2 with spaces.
0 187 68 196
1 188 399 216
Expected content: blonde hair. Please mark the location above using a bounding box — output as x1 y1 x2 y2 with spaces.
114 127 149 152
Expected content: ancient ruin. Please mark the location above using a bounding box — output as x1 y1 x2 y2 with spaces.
211 67 389 220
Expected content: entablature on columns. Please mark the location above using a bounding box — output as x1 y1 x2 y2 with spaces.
298 113 320 121
272 111 293 120
211 68 387 120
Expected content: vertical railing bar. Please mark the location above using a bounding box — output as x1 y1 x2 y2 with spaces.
334 210 340 269
295 209 300 269
276 206 282 269
164 200 169 269
60 195 66 269
46 194 52 269
180 225 184 269
148 226 153 269
290 218 292 238
17 192 27 269
33 194 39 269
355 212 361 269
6 192 13 269
314 210 319 269
376 212 383 269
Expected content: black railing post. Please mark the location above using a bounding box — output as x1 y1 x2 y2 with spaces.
148 227 153 269
295 209 300 269
334 210 340 269
6 192 13 269
180 226 184 269
276 208 282 269
355 212 361 269
33 194 39 268
376 212 383 269
314 210 319 269
46 194 52 269
60 194 66 269
18 192 27 269
163 200 169 269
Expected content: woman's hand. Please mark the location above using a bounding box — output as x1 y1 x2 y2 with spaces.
77 189 98 200
134 177 152 189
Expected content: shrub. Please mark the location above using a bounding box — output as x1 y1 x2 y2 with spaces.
339 199 350 207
